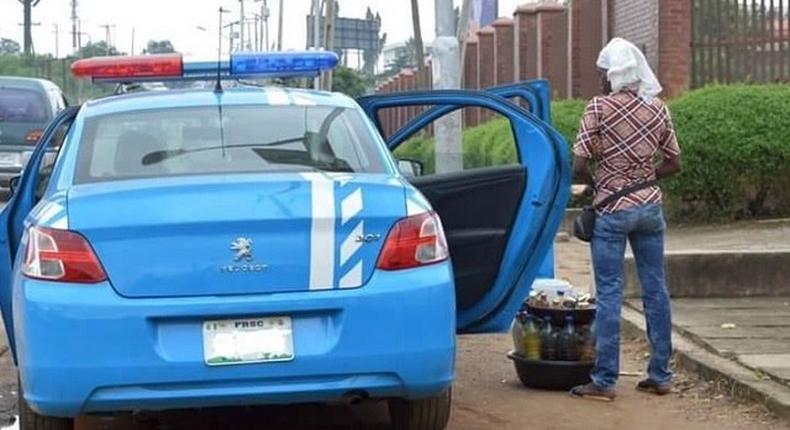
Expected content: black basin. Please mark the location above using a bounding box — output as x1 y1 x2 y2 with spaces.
507 351 593 391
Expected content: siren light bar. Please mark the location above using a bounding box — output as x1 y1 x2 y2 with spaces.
71 51 339 83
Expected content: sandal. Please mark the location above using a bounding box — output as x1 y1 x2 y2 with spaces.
570 383 616 402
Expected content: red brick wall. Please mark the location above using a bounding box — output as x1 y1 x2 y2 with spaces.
477 26 496 121
572 0 606 98
514 4 539 81
537 4 568 99
493 18 515 85
658 0 691 97
463 37 480 127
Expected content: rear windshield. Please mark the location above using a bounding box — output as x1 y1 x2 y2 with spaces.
0 88 49 123
75 105 388 183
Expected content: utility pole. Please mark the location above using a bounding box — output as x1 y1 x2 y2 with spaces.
312 0 321 89
322 0 336 90
410 0 427 89
100 24 115 55
276 0 284 50
434 0 463 173
262 0 269 51
18 21 41 54
17 0 43 55
457 0 472 83
70 0 79 53
239 0 246 52
131 27 135 55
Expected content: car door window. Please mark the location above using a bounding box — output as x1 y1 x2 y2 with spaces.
34 122 69 201
393 110 518 175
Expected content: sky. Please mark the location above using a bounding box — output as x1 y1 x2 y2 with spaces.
0 0 526 61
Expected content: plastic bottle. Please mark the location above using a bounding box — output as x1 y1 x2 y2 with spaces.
521 316 542 360
539 316 558 360
558 315 580 361
578 321 596 362
510 312 527 355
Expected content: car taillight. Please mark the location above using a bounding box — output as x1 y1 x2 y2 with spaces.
22 226 107 283
25 129 44 143
376 212 449 270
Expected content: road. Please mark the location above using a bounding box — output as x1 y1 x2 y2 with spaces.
0 241 787 430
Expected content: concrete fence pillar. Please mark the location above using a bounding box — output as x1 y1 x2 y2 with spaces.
493 17 516 86
514 4 539 82
476 25 496 122
572 0 606 98
536 3 569 99
463 35 480 128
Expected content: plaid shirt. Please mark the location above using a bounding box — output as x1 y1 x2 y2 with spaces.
573 90 680 214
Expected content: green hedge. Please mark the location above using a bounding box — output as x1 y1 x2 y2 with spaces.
665 85 790 220
396 85 790 222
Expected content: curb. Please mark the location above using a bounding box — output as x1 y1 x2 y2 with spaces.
621 305 790 421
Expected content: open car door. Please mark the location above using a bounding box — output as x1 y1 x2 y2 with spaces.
357 83 570 333
0 106 79 359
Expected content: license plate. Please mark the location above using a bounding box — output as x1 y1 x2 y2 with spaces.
0 152 19 167
203 316 294 366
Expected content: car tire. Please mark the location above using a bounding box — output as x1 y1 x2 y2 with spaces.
389 388 452 430
18 376 74 430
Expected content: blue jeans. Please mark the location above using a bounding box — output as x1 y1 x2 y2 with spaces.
590 203 672 390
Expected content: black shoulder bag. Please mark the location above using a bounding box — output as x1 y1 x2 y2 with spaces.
573 180 658 242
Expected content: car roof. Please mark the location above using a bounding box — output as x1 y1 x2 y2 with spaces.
0 76 59 91
82 86 358 118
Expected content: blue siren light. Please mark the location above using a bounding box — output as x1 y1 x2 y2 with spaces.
231 51 339 77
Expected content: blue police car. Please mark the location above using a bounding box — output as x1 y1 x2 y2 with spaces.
0 52 569 430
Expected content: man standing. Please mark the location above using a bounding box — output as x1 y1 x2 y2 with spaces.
570 38 682 402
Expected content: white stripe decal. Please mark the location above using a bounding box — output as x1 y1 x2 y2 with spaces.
341 188 363 225
302 173 336 290
340 221 364 265
266 87 291 105
339 261 363 289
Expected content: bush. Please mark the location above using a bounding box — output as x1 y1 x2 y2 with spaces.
665 85 790 220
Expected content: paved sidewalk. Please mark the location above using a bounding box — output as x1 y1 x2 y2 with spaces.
626 298 790 387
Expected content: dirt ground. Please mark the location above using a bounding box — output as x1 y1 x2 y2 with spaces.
0 240 787 430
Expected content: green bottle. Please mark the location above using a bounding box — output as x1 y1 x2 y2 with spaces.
558 315 580 361
539 316 558 360
521 316 542 360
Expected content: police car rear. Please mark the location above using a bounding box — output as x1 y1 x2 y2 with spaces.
12 53 455 430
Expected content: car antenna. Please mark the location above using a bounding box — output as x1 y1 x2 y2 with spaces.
214 7 227 93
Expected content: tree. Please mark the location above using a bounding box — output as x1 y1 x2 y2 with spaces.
144 40 176 54
77 41 121 58
0 38 22 55
332 66 371 98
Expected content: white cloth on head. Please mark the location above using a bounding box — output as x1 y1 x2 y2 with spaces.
596 37 662 100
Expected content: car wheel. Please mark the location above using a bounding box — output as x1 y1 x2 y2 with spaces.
18 376 73 430
389 388 452 430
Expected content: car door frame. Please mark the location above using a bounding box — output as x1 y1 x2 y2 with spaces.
0 106 80 359
357 89 570 333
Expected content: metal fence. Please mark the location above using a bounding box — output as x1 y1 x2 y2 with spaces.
692 0 790 87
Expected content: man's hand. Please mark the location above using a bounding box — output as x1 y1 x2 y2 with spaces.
572 184 592 197
656 156 682 179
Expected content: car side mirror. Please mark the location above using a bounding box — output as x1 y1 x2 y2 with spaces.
397 158 424 177
8 175 20 196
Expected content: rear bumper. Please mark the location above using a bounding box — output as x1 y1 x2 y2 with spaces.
13 263 456 417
